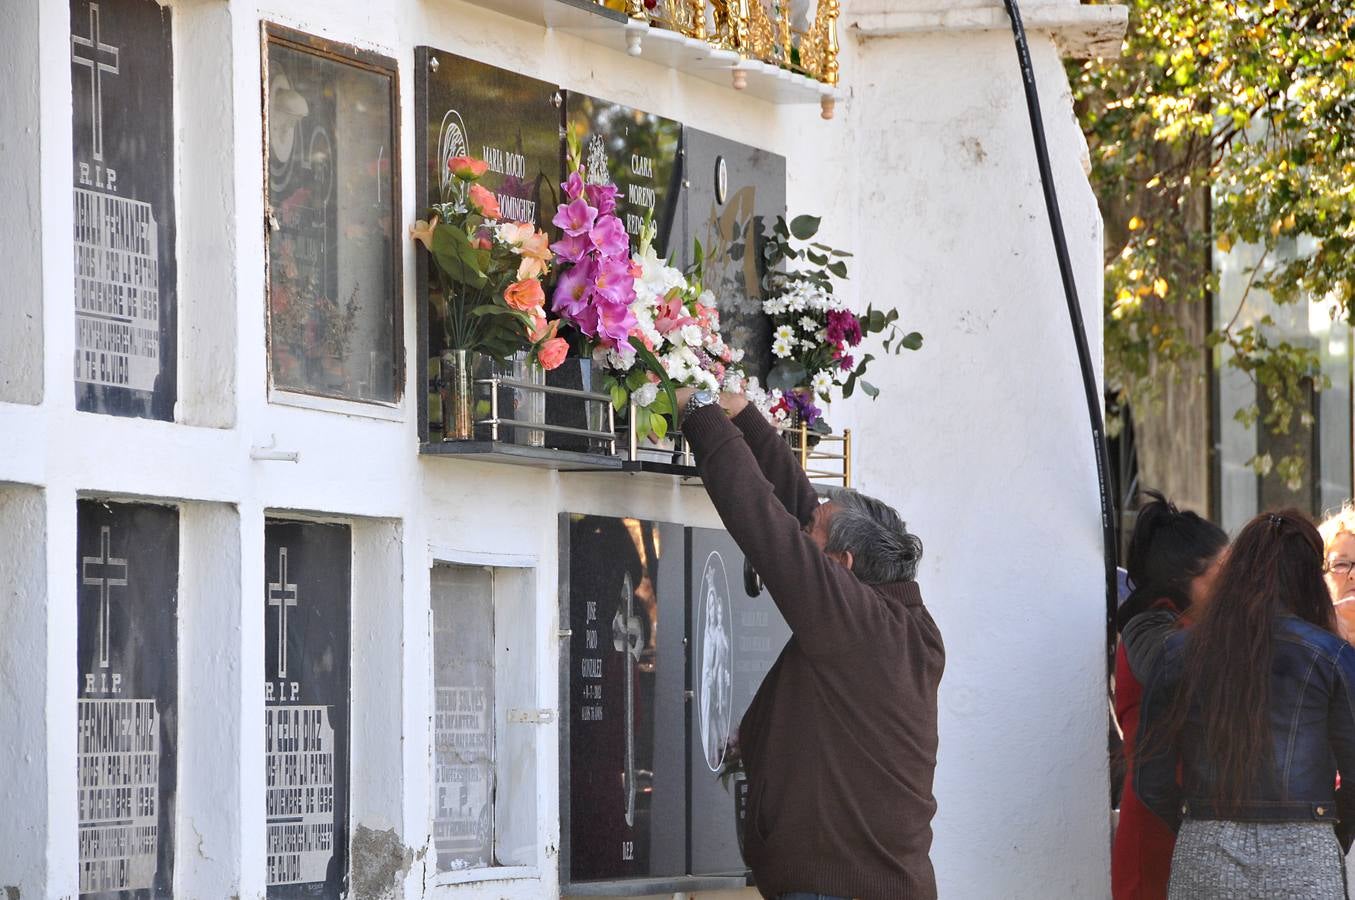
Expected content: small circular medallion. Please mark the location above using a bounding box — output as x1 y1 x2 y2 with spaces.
715 156 729 205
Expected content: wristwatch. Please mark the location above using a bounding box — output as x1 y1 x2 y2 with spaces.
681 389 719 422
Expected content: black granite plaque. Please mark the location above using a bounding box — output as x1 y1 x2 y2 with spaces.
561 513 686 884
414 48 563 439
264 521 351 898
681 130 786 383
686 527 791 876
563 93 683 257
71 0 177 420
76 500 178 898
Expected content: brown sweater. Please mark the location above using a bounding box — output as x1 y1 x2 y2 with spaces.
683 404 945 900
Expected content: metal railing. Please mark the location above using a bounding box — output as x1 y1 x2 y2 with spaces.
473 374 618 456
788 423 851 486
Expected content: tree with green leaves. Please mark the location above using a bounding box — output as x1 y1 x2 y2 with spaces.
1072 0 1355 489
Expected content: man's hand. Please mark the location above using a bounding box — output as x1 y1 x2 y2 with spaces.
673 388 750 422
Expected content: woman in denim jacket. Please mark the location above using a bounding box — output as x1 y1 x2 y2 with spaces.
1135 509 1355 898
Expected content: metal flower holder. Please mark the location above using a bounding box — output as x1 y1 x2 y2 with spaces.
473 367 619 455
787 422 852 487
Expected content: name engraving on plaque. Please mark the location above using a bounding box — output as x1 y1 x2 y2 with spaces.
78 698 160 893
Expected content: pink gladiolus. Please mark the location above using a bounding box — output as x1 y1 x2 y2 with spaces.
595 299 638 346
593 257 636 305
551 261 595 320
563 170 585 201
549 232 592 264
585 182 619 217
553 198 597 237
589 215 629 257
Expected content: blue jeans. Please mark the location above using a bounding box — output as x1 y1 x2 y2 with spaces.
779 894 850 900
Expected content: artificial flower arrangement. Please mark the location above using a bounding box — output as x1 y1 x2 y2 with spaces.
760 214 922 430
549 142 747 444
409 155 567 372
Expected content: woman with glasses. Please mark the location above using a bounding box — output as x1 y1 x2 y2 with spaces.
1136 510 1355 898
1319 504 1355 642
1113 491 1228 900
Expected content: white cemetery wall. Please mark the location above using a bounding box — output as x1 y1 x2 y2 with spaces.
0 0 44 405
0 0 1113 897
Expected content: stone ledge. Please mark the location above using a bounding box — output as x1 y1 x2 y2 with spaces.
851 3 1128 59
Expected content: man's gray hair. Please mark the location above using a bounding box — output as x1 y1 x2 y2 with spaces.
823 488 923 584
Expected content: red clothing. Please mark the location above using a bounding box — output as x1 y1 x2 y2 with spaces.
1112 640 1175 899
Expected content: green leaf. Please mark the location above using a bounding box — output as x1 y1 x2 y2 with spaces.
767 361 808 391
828 260 848 278
649 390 673 415
629 337 679 420
901 332 924 351
651 412 669 441
774 218 790 238
611 383 629 411
789 214 821 240
861 379 880 399
807 251 828 266
429 224 488 288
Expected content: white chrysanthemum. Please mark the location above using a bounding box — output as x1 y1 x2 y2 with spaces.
681 323 704 347
696 370 720 392
801 338 817 350
772 336 795 358
812 370 834 396
727 346 745 363
774 325 795 343
799 316 819 332
633 382 659 408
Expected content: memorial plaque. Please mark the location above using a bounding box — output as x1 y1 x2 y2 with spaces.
686 527 792 876
431 565 495 871
681 130 786 382
264 28 400 404
76 500 178 898
71 0 177 420
564 93 682 257
263 520 351 898
414 48 563 438
561 514 686 884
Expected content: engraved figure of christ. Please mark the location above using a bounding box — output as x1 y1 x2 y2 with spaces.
269 547 299 680
83 525 128 670
611 571 644 827
70 3 120 163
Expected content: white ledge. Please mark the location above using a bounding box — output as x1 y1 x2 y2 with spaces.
851 3 1128 59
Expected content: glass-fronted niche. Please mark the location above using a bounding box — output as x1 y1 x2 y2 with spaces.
263 25 402 406
1213 235 1354 532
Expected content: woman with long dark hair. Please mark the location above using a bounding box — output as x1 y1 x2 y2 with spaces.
1113 491 1227 899
1136 510 1355 897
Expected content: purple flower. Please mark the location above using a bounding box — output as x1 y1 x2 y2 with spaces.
563 170 585 202
551 260 596 321
553 197 597 237
593 256 637 305
595 298 638 346
585 182 619 217
785 389 822 426
589 214 630 257
825 309 863 347
550 231 593 264
837 353 855 371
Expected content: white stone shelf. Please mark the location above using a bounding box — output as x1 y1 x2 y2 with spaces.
459 0 844 116
851 2 1128 59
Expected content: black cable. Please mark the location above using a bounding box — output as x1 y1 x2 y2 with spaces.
1000 0 1120 673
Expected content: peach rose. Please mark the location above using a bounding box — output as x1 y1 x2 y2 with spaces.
517 254 548 281
504 278 545 311
538 336 569 371
519 230 552 260
468 183 501 219
448 156 489 180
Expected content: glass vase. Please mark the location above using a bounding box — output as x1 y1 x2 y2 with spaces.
440 349 476 441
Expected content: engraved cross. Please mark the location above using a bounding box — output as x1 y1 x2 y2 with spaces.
83 525 128 669
268 547 299 679
71 3 120 162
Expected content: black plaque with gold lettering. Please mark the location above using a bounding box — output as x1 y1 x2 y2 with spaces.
71 0 177 420
76 500 178 898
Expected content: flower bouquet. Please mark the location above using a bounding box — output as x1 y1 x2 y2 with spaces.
549 149 748 454
411 156 567 441
760 214 922 432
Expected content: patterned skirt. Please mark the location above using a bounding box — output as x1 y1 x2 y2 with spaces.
1168 819 1346 899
